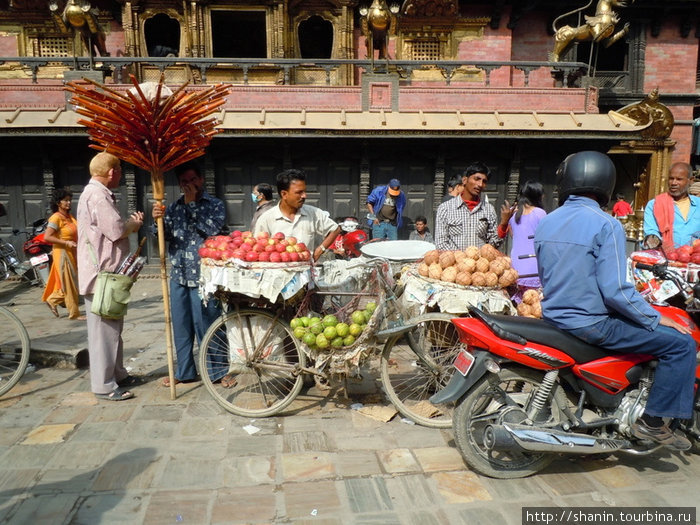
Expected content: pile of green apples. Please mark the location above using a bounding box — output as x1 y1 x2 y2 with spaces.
289 302 377 350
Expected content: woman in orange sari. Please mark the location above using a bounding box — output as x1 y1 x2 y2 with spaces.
42 188 83 320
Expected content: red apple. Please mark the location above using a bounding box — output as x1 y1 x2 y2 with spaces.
245 251 259 262
275 243 287 253
264 244 276 253
295 242 307 252
256 231 270 239
279 240 288 248
279 252 290 262
299 250 310 261
253 243 265 253
230 238 243 248
679 253 691 263
287 236 297 246
198 247 207 258
232 249 245 260
667 250 679 261
243 237 256 246
240 243 252 253
289 252 300 262
272 232 285 241
691 253 700 264
241 231 252 238
257 252 270 262
230 230 242 238
269 252 282 263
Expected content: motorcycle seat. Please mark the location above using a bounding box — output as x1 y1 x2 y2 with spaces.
469 307 608 364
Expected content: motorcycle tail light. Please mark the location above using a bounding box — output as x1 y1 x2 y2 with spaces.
484 359 501 374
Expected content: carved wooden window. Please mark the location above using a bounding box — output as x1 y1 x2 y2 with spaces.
31 35 72 57
298 15 333 59
210 9 267 58
407 38 441 60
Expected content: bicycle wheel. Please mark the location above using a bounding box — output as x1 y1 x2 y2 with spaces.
381 313 463 428
199 308 306 417
0 306 30 397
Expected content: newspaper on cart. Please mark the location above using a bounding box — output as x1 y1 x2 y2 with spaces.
200 258 311 303
401 268 516 315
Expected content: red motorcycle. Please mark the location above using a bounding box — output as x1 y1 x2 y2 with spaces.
431 262 700 479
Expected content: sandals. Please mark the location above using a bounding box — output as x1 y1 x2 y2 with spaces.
220 374 237 389
47 303 59 318
161 376 199 387
117 375 144 388
95 386 134 401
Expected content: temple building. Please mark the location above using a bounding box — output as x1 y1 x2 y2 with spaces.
0 0 698 247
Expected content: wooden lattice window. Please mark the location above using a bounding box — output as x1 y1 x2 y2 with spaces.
31 36 72 57
407 38 441 60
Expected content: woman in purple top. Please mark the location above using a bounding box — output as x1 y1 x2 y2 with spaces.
498 181 546 294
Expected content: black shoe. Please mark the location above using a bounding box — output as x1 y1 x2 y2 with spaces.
117 375 145 388
632 419 692 451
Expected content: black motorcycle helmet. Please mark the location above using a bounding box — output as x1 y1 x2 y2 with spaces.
557 151 616 207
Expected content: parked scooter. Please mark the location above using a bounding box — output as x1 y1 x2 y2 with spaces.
0 205 48 286
429 262 700 479
22 218 52 286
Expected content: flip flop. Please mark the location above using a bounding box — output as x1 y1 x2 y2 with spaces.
95 387 134 401
161 376 199 387
221 374 237 389
47 303 59 318
117 375 145 388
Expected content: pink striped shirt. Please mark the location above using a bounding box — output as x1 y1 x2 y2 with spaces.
77 179 130 295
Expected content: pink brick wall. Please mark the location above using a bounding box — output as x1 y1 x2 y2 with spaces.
644 16 698 93
0 33 19 55
511 12 556 88
669 105 695 163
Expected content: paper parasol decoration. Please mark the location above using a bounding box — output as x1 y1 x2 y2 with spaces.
65 74 230 179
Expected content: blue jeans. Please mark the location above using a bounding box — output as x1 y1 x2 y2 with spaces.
170 280 221 381
372 221 398 240
568 316 696 419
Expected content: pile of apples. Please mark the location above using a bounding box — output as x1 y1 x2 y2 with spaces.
198 231 311 263
666 239 700 265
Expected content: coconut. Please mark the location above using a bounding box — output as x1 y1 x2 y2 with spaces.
441 266 458 283
418 262 430 277
457 258 476 274
475 257 490 273
428 262 443 280
471 272 486 287
453 250 467 263
464 246 480 260
423 250 440 265
489 258 506 276
499 268 518 288
522 289 540 305
484 271 499 287
517 303 532 317
455 271 472 286
531 302 542 318
480 244 499 261
439 251 456 269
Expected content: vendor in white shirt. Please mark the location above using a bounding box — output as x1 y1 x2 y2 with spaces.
253 169 341 261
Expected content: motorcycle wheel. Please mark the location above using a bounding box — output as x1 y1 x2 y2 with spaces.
453 367 562 479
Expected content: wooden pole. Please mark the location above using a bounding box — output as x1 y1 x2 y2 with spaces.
152 170 177 400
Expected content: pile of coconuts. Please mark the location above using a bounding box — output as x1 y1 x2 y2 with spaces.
417 244 518 289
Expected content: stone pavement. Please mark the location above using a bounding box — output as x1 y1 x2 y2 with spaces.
1 276 699 524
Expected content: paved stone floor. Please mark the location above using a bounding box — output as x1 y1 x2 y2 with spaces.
1 277 699 524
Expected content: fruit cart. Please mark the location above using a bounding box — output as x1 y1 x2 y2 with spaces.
197 238 465 428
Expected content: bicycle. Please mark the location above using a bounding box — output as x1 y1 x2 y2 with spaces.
0 305 31 396
198 256 466 427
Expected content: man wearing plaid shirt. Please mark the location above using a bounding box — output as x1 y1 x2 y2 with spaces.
434 162 501 250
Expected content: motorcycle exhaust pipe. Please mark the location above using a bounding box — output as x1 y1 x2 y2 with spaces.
483 423 628 455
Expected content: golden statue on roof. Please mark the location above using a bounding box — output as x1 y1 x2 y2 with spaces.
550 0 634 62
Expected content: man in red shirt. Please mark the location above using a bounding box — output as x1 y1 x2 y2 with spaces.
612 193 633 217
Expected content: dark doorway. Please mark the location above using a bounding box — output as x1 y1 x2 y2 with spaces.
298 16 333 59
145 13 180 57
211 10 267 58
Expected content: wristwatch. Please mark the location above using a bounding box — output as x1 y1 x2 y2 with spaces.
318 245 327 253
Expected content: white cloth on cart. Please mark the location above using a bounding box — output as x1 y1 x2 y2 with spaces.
200 263 310 303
